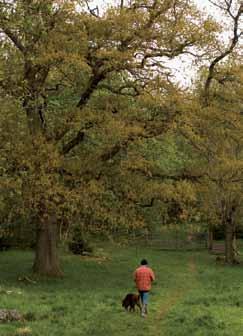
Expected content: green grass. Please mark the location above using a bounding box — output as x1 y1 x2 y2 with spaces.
1 244 243 336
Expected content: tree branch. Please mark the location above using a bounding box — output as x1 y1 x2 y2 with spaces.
204 2 243 104
61 130 85 155
84 0 100 18
0 26 25 54
99 82 140 97
61 122 95 155
76 71 106 108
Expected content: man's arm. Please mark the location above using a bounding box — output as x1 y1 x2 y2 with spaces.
133 270 137 282
150 269 155 281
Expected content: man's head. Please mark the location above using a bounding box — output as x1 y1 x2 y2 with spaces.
141 259 148 265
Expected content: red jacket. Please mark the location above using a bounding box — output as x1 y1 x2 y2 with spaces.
134 265 155 291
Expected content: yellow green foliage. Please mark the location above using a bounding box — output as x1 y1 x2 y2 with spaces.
0 0 239 239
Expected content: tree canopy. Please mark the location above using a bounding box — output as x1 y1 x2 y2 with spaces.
0 0 242 274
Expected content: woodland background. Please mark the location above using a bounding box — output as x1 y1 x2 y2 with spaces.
0 0 242 276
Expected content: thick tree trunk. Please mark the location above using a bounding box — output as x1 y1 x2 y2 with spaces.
33 220 63 277
24 94 62 277
225 219 235 264
207 226 213 251
23 70 61 277
224 204 237 265
232 232 238 256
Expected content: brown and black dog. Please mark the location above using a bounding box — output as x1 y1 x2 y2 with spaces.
122 293 141 312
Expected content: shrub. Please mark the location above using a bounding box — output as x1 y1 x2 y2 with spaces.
68 226 93 255
0 236 11 251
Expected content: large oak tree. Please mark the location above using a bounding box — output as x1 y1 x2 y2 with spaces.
0 0 221 275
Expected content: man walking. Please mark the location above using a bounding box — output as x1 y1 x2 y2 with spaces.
134 259 155 317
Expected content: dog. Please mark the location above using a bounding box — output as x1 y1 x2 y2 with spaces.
122 293 141 312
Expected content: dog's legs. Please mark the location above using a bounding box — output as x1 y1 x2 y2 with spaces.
136 302 142 313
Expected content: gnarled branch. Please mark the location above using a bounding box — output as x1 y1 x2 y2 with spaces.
204 1 242 104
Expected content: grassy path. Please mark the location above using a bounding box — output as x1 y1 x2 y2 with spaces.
148 256 198 335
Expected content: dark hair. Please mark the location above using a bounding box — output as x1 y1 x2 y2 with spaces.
141 259 148 265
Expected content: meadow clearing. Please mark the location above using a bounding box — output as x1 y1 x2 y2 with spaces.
1 244 243 336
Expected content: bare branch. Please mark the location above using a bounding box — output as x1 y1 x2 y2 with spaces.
84 0 100 18
208 0 230 12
